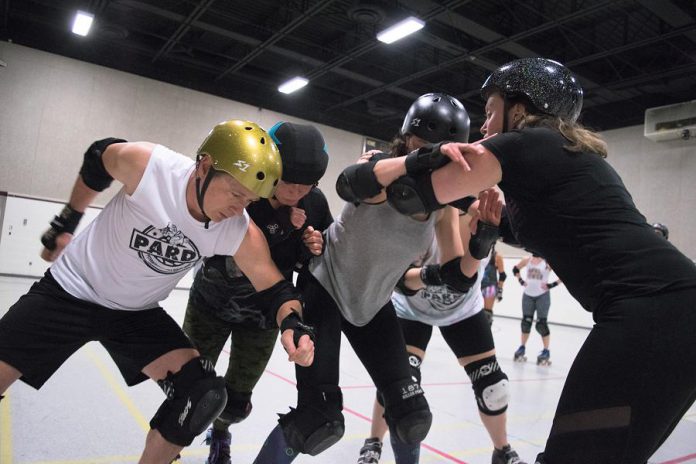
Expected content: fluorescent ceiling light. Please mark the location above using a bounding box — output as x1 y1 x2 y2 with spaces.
377 16 424 44
278 77 309 94
72 11 94 36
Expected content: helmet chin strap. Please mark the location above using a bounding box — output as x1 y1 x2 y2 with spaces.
195 155 216 229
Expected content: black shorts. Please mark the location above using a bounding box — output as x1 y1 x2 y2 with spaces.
399 310 495 358
0 271 192 389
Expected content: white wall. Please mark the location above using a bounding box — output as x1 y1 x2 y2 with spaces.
0 42 363 215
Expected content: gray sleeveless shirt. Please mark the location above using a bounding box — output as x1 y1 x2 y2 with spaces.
309 201 436 326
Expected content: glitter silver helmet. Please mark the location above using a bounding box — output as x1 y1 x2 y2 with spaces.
481 58 583 123
401 93 471 143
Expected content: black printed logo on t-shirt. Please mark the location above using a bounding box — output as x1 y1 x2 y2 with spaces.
129 223 200 274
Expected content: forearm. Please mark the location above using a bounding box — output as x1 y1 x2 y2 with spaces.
276 299 303 327
67 176 101 211
373 157 407 188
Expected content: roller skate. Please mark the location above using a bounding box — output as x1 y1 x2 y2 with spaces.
357 437 383 464
492 444 527 464
536 349 551 366
513 345 527 362
205 427 232 464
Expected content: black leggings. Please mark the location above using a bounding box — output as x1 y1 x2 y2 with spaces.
543 288 696 463
295 272 411 400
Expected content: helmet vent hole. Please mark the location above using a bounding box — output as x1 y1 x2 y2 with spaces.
433 96 441 102
449 127 456 135
260 137 266 144
245 126 252 130
256 172 265 181
273 179 279 186
427 122 437 131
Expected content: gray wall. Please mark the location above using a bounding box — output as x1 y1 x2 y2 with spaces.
1 41 695 259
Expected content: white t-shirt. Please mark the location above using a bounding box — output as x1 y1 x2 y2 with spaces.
51 145 250 310
392 239 486 327
524 258 551 297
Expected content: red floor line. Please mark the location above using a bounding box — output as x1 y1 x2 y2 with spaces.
659 453 696 464
266 369 470 464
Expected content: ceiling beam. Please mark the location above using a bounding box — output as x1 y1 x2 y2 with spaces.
152 0 216 63
215 0 335 81
636 0 696 45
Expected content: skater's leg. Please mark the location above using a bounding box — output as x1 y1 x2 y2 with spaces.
542 290 696 463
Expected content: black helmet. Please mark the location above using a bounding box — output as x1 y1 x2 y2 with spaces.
268 122 328 185
400 93 470 143
652 222 669 240
481 58 583 123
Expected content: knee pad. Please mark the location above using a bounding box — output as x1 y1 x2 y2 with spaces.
382 378 432 444
464 356 509 416
218 389 252 425
150 357 227 446
535 318 550 336
521 316 533 334
377 353 423 408
278 385 345 456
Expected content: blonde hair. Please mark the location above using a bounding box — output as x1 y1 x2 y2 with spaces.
516 114 608 158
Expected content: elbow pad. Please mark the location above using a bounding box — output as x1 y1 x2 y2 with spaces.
512 266 521 277
421 257 477 293
386 173 444 216
468 221 499 260
79 137 127 191
498 271 507 282
336 161 383 204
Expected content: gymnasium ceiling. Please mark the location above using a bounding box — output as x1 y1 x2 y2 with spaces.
3 0 696 141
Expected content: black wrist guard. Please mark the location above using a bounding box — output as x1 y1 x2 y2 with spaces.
449 196 477 213
41 204 84 250
518 277 526 286
547 281 559 289
280 310 316 346
469 221 499 260
404 142 449 175
79 137 126 191
420 264 443 286
496 286 503 301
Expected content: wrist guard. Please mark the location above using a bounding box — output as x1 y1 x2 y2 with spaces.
41 204 84 250
547 281 559 289
404 142 449 175
518 277 526 286
469 221 499 260
496 286 503 301
280 310 316 346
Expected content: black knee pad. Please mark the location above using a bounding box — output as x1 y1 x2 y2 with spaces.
382 378 432 444
376 353 422 408
218 389 252 425
535 318 550 336
464 356 509 416
521 316 533 334
150 357 227 446
278 385 345 456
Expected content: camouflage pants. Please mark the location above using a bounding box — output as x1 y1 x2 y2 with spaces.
182 301 278 427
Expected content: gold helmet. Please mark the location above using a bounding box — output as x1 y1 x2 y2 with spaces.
197 120 282 198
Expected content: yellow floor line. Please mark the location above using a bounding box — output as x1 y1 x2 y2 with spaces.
84 346 150 431
0 393 12 464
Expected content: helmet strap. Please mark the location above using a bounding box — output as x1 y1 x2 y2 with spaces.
502 96 511 133
195 154 215 229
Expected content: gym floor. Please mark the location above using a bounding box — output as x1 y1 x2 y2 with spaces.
1 275 694 464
